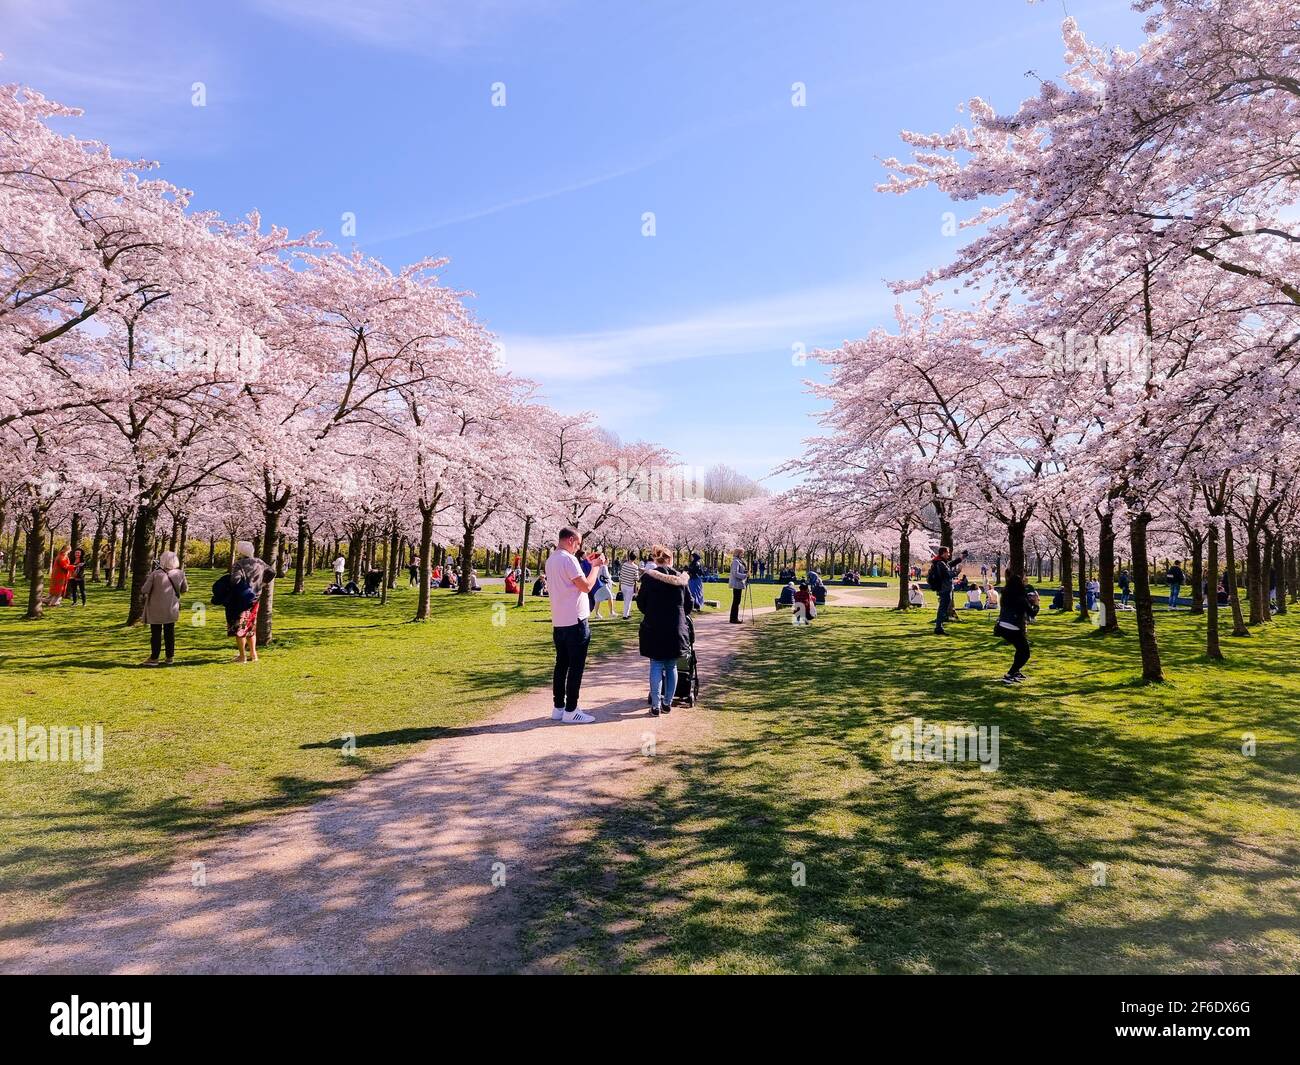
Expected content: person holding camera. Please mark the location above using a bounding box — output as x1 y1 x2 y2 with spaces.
545 527 608 723
927 547 962 635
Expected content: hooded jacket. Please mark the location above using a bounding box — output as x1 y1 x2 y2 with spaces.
636 564 693 661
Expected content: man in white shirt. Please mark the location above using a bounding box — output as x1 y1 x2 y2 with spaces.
545 528 607 723
332 555 346 589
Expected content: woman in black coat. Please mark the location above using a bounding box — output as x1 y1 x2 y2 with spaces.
636 545 693 716
995 568 1039 684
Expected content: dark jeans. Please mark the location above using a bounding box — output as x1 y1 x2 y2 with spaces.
935 588 952 630
552 620 591 711
149 622 175 661
998 625 1031 675
730 586 743 622
67 578 86 605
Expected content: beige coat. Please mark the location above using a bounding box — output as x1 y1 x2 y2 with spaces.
142 567 188 625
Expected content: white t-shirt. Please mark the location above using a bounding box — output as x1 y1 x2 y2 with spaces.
545 549 589 627
333 557 345 573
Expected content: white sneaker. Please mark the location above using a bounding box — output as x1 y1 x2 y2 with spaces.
551 706 565 721
561 709 595 724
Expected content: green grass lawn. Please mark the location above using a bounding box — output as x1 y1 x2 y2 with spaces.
522 605 1300 974
0 573 637 929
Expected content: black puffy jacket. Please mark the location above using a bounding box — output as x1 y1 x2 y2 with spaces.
996 581 1039 631
637 565 693 660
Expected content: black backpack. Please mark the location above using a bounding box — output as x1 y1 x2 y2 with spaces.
926 561 945 592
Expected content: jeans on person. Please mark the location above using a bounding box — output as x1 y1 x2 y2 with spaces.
998 624 1031 675
67 578 86 605
649 658 678 709
1121 587 1130 607
149 622 175 661
935 588 952 630
552 620 591 711
1168 583 1181 609
730 586 743 622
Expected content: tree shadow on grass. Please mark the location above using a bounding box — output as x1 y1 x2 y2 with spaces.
521 611 1300 974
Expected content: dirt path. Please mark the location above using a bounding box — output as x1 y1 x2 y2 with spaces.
1 610 755 974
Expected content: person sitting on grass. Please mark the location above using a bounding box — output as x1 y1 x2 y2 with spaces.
532 572 548 597
908 581 925 608
504 569 520 595
794 581 816 623
965 584 984 610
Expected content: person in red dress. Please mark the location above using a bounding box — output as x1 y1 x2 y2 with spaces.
48 546 75 606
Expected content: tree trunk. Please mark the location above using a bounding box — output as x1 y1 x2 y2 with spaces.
1076 526 1089 622
1272 534 1286 617
347 527 363 583
1245 523 1263 624
116 513 132 591
1059 533 1074 612
458 529 475 593
256 504 284 646
1206 521 1222 660
1007 518 1027 575
1260 529 1274 622
1189 532 1204 615
386 526 400 590
293 513 308 594
89 512 105 583
1128 512 1164 682
415 507 435 621
7 521 20 585
517 515 532 608
1224 519 1249 637
126 504 159 625
24 505 46 620
1099 511 1119 633
896 522 911 610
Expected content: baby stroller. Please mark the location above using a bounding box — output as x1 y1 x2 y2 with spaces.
645 615 700 710
672 615 699 708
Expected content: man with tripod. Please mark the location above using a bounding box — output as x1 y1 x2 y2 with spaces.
728 548 748 624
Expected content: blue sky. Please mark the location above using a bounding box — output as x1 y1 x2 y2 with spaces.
1 0 1145 486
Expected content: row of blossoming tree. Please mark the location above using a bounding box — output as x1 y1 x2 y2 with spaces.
1 59 850 643
789 0 1300 681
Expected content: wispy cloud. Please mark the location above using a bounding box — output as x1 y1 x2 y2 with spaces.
496 276 899 382
247 0 568 54
0 0 236 157
368 157 664 244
